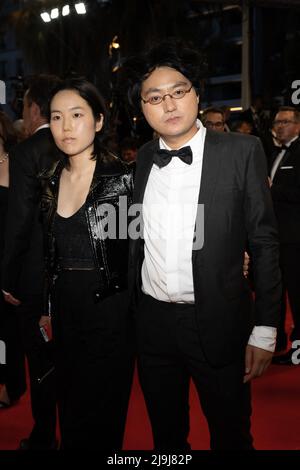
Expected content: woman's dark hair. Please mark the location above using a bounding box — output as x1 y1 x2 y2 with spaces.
50 77 110 167
0 111 18 152
122 39 206 114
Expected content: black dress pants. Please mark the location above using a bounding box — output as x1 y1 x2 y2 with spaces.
52 270 135 450
17 295 57 447
136 293 253 450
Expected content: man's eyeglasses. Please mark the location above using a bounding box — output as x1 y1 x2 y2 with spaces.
205 121 224 129
141 85 193 105
273 120 297 127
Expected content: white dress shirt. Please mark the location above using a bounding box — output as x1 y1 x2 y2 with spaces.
270 135 298 182
142 121 205 303
141 120 276 352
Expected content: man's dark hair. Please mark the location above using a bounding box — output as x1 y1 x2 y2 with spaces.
277 106 300 123
120 136 139 151
123 40 206 113
201 107 225 123
25 74 61 120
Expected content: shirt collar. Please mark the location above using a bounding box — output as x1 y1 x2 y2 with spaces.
284 135 299 147
34 123 50 134
159 119 206 162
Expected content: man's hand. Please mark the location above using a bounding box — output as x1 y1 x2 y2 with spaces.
244 344 273 383
2 291 21 306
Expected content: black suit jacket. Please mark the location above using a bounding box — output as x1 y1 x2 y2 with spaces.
270 137 300 244
2 128 59 301
128 130 281 366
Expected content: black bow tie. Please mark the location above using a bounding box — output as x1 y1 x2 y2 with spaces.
274 144 288 155
154 146 193 168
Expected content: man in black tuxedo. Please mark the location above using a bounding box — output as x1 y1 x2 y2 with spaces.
2 75 60 449
270 107 300 364
125 41 281 450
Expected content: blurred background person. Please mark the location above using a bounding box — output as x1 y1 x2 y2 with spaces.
12 119 27 142
201 106 226 132
241 95 269 137
220 105 232 132
269 107 300 363
0 111 26 408
2 75 60 449
231 120 253 135
120 136 138 162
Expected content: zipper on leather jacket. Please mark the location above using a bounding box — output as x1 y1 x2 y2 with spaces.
37 366 55 384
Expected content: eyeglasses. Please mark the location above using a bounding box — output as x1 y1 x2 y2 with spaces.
141 85 193 105
273 120 297 127
205 121 224 129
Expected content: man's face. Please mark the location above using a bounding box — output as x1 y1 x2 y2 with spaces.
273 111 300 144
237 121 252 135
140 66 199 148
203 112 225 132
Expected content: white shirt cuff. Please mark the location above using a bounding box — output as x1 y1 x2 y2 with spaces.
248 326 277 352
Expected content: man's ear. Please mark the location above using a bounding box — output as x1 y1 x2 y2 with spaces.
96 114 104 132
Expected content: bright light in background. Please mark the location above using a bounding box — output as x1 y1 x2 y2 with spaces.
40 12 51 22
41 3 87 22
50 8 59 19
62 5 70 16
111 35 120 49
75 3 86 14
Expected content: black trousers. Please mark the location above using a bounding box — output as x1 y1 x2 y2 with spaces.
277 243 300 344
0 296 26 401
136 293 253 450
17 295 57 447
52 270 135 450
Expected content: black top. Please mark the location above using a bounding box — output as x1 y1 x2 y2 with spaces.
53 204 95 269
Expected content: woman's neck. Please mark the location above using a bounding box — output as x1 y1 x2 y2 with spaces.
67 151 96 177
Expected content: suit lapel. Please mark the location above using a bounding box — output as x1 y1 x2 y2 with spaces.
192 130 222 260
280 137 300 166
198 130 222 217
134 140 158 204
130 140 157 261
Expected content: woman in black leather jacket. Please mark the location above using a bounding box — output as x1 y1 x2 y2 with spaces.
40 78 134 450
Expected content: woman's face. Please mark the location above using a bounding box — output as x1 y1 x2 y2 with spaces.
50 89 103 159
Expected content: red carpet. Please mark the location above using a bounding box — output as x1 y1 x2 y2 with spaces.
0 360 300 450
1 305 300 450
